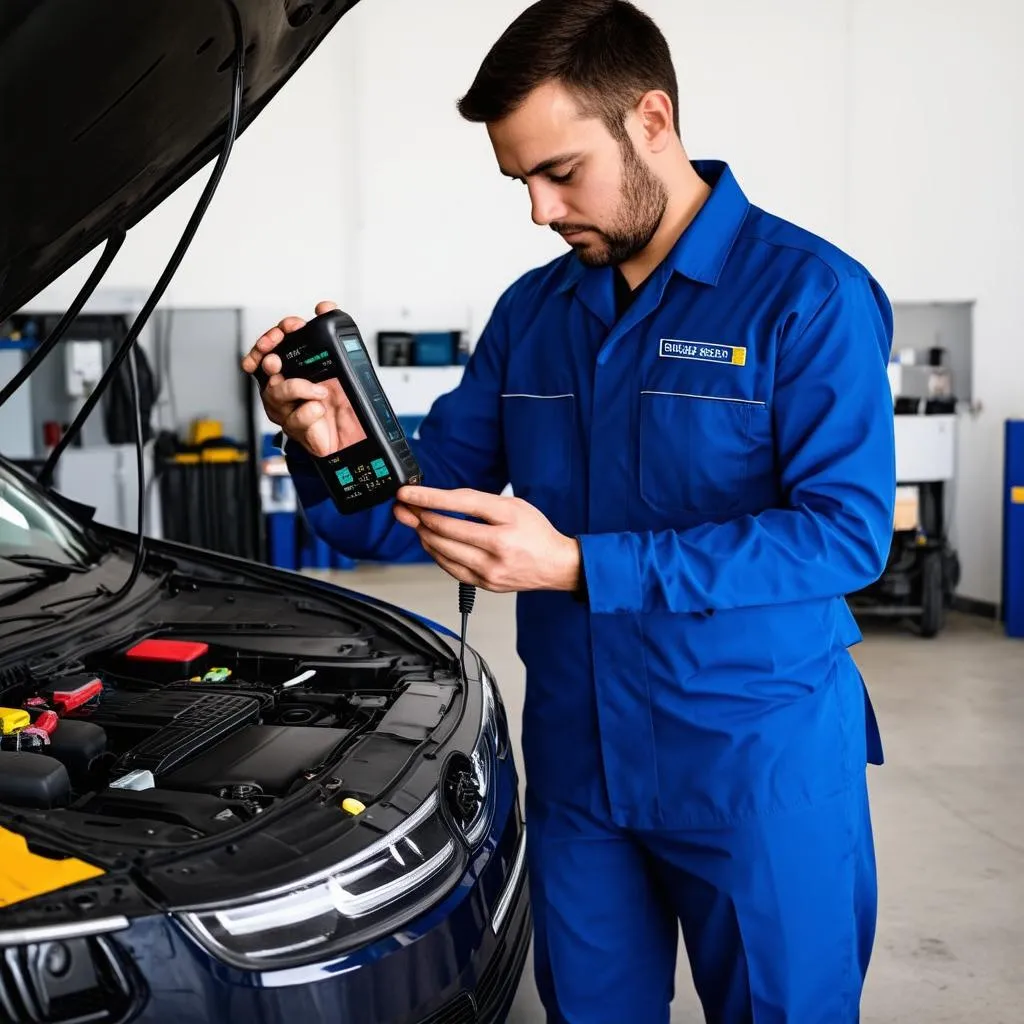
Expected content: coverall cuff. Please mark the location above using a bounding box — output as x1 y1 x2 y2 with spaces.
283 440 330 508
576 533 643 614
570 537 589 604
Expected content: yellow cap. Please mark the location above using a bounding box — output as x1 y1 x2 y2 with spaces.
341 798 366 816
0 708 30 735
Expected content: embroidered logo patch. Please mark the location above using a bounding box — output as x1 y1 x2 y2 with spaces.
659 339 747 366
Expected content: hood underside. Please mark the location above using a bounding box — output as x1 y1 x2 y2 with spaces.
0 0 361 323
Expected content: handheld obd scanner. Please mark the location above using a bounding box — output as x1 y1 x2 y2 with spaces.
254 310 476 674
255 309 422 514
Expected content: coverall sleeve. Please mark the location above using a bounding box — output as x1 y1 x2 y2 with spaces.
284 294 511 562
578 272 897 614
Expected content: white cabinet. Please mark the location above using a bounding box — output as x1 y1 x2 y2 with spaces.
894 414 956 483
375 366 466 418
54 444 163 538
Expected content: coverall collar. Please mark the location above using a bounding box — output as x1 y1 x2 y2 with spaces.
556 160 751 318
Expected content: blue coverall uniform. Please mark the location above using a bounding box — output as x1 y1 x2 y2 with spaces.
284 160 896 1023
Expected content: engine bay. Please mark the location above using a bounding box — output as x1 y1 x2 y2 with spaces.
0 584 460 845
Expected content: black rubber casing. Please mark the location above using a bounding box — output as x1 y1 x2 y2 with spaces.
44 718 108 787
254 310 422 514
0 751 71 809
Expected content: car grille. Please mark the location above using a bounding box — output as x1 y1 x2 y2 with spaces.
418 993 477 1024
0 935 141 1024
417 879 532 1024
476 895 532 1022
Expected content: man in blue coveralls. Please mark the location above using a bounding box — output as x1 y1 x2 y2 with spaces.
243 1 896 1019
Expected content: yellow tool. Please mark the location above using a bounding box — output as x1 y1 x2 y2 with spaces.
188 417 223 446
0 708 30 735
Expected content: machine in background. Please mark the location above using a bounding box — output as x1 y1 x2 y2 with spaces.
0 303 263 562
849 348 962 637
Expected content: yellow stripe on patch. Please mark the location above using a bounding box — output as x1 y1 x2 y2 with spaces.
0 827 105 908
731 347 747 366
1012 486 1024 505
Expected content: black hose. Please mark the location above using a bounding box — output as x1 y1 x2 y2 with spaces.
108 347 146 601
47 0 247 614
0 231 126 412
37 0 246 490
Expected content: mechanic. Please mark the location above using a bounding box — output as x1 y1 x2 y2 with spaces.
242 1 896 1020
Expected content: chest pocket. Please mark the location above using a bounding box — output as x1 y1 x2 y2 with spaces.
501 393 575 496
639 390 765 514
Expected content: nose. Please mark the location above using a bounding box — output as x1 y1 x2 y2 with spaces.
528 181 568 227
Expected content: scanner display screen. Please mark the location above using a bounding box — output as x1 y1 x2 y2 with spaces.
275 319 418 509
341 336 403 443
279 339 370 452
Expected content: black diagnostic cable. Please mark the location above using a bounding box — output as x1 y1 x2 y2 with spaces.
33 1 247 609
110 347 146 600
0 231 127 412
38 2 245 491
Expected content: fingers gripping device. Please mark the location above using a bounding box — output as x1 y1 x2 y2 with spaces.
255 310 422 514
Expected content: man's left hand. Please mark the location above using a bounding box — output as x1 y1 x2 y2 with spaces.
394 486 581 594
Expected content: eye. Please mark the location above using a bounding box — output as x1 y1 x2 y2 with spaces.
548 168 577 185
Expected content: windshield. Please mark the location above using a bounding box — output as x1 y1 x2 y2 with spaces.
0 463 96 571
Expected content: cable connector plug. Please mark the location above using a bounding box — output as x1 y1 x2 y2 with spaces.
458 583 477 682
458 582 477 617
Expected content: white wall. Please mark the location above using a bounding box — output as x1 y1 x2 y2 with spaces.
844 0 1024 605
33 0 1024 605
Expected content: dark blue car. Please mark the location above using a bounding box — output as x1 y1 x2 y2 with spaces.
0 1 531 1021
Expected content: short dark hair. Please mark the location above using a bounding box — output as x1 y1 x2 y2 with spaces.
457 0 680 140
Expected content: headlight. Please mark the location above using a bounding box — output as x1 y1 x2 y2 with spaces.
178 793 460 970
178 671 510 970
447 668 501 848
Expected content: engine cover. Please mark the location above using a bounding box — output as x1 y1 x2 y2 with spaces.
67 689 260 779
162 725 351 797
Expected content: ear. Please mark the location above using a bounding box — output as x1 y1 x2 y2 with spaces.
634 90 675 153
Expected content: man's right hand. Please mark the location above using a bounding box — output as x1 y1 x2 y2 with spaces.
242 300 366 458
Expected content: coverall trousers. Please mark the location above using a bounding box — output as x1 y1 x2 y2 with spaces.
526 774 877 1024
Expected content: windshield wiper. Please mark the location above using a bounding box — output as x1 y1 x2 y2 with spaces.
0 561 89 609
4 554 91 574
40 586 111 612
0 612 63 635
0 586 112 635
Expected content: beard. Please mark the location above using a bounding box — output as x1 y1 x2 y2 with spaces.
552 138 668 267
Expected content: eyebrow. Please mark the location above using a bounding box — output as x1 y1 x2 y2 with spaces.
500 152 582 180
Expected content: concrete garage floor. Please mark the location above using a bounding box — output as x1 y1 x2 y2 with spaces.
325 563 1024 1023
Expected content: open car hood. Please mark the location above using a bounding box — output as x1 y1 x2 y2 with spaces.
0 0 361 323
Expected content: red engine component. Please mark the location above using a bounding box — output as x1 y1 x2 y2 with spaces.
52 679 104 714
33 710 60 736
125 639 210 664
